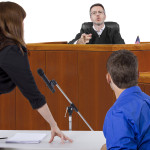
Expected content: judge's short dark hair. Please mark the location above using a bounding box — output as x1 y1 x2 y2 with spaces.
107 49 138 89
90 3 105 15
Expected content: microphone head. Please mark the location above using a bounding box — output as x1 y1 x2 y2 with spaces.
37 68 44 76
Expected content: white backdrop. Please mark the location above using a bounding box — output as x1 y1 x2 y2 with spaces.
3 0 150 44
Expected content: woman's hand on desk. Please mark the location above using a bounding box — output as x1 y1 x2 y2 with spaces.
37 104 72 144
49 125 73 144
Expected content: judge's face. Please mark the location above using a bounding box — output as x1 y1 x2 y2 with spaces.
90 6 106 26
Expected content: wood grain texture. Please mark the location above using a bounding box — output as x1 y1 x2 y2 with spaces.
1 43 150 130
139 72 150 84
0 90 16 129
27 44 150 51
78 51 114 130
45 51 78 130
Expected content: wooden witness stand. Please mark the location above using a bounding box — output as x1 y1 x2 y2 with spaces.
0 43 150 131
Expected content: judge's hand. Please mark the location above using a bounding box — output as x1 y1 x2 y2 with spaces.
49 125 73 144
77 33 92 44
101 144 107 150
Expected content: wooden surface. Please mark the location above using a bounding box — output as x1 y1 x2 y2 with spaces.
0 91 16 130
0 44 150 131
139 72 150 83
140 42 150 44
27 41 68 45
26 43 150 51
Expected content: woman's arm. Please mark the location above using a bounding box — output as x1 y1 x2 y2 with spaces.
37 103 73 143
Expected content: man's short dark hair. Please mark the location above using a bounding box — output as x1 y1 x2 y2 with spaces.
90 3 105 15
107 49 138 89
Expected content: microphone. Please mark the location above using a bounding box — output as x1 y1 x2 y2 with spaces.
37 69 93 131
37 68 56 93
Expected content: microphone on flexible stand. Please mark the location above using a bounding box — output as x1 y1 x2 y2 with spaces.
37 68 56 93
37 68 93 131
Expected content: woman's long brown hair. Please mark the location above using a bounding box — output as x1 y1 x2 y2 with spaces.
0 1 26 51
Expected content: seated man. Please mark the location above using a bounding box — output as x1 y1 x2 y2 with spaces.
69 3 125 44
101 50 150 150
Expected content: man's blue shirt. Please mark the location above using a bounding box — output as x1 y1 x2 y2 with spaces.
103 86 150 150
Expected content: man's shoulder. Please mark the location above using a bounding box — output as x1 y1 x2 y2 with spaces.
108 91 150 117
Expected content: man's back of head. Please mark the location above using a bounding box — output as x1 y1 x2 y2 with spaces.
106 49 138 89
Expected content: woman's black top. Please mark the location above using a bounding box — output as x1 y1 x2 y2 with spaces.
0 45 46 109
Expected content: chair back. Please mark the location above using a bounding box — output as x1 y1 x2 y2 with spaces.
82 21 120 32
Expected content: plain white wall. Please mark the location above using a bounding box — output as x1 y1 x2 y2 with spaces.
3 0 150 44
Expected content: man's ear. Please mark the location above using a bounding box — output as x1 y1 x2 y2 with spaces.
106 73 111 84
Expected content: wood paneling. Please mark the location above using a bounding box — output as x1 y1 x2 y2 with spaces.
1 43 150 130
139 72 150 84
133 51 150 72
144 84 150 95
0 90 15 129
78 51 114 130
45 51 78 130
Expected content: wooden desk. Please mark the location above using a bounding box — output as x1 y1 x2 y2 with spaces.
0 130 105 150
0 44 150 131
140 42 150 44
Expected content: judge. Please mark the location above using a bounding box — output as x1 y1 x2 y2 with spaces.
69 3 125 44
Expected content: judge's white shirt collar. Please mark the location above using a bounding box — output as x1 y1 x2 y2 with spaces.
93 24 105 36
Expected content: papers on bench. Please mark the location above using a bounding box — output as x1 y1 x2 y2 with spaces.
6 133 47 144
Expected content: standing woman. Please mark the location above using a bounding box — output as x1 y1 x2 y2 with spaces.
0 1 72 143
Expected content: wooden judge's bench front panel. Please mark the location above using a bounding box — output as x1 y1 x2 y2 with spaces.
0 44 150 131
